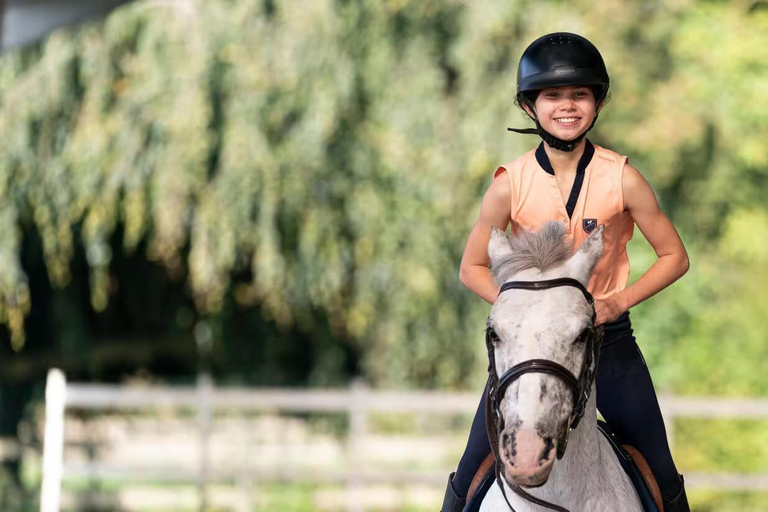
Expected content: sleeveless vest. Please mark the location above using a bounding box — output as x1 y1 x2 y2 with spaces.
493 142 634 300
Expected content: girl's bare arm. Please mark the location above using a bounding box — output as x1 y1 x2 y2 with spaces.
598 163 689 322
459 172 513 305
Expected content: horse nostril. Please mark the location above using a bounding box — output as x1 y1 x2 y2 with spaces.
500 430 517 465
540 437 555 464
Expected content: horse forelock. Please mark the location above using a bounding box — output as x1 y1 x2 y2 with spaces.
492 221 572 285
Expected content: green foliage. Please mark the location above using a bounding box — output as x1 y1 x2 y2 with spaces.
676 418 768 473
688 490 768 512
1 0 768 397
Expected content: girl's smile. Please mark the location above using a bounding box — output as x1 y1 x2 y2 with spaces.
524 85 599 142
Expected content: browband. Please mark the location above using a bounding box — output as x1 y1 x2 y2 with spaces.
498 278 594 306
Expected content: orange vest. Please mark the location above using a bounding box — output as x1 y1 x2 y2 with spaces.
494 142 634 300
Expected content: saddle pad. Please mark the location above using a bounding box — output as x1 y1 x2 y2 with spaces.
597 421 662 512
623 444 664 511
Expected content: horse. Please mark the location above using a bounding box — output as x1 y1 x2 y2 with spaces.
479 221 644 512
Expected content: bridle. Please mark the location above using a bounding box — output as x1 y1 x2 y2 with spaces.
484 278 604 512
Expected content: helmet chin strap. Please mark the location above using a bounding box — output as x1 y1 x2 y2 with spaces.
508 97 598 152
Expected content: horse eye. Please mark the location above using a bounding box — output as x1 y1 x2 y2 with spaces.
488 329 501 345
574 328 590 344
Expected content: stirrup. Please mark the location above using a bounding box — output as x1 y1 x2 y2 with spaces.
441 472 466 512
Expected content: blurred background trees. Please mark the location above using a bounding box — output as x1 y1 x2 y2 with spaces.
1 0 768 507
3 0 768 390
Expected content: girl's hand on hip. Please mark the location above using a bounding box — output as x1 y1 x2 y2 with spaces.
594 297 623 326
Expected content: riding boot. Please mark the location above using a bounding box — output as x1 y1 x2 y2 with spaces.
663 475 690 512
441 472 466 512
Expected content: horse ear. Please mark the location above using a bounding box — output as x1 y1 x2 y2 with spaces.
488 226 513 268
565 225 605 285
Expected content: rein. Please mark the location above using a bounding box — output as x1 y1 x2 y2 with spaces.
485 278 604 512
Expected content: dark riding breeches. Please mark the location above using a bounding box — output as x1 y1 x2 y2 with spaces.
452 312 682 504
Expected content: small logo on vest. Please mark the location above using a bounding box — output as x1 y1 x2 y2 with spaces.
583 219 597 234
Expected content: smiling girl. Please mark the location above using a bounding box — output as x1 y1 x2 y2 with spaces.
440 33 691 512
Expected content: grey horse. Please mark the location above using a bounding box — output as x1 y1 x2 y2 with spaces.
480 221 644 512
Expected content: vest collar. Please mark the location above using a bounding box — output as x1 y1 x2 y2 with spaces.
535 139 595 176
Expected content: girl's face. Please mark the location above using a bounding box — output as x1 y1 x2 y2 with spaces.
524 85 600 143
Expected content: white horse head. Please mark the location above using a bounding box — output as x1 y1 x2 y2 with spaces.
487 221 604 488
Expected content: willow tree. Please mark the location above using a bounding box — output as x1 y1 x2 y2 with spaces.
1 0 768 394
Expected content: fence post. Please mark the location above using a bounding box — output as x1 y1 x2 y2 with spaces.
197 372 213 512
40 369 66 512
348 378 368 512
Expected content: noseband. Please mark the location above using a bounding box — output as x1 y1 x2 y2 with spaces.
484 278 604 512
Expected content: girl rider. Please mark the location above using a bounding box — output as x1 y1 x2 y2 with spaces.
441 33 691 512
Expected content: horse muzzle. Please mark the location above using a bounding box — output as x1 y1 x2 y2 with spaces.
499 427 557 487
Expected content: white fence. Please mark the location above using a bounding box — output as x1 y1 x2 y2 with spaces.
40 368 768 512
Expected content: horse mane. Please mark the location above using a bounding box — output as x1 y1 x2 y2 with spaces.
491 221 572 285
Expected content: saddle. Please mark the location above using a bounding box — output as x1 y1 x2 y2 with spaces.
463 421 664 512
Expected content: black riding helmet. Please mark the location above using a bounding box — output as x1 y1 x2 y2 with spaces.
508 33 610 152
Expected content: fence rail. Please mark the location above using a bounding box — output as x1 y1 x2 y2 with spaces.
40 369 768 512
